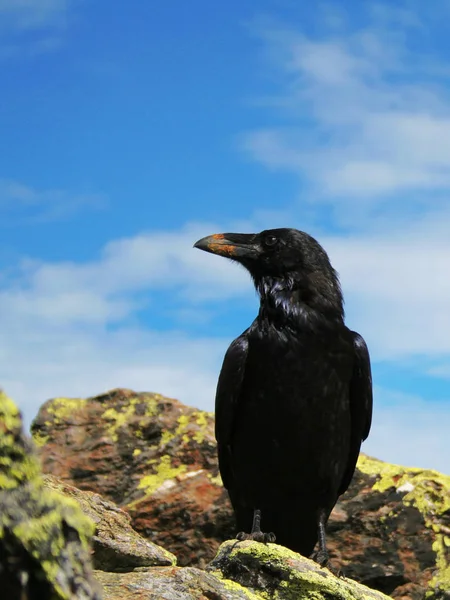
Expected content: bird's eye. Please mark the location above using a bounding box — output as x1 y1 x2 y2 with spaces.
264 235 278 247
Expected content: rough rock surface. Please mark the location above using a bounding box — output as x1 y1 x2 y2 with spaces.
209 540 391 600
1 390 393 600
0 391 101 600
43 475 176 572
94 541 392 600
32 388 450 599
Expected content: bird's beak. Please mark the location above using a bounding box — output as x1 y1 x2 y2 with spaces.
193 233 257 260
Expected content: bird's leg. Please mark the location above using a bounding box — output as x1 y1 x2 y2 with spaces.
312 511 341 575
314 510 329 567
236 509 276 544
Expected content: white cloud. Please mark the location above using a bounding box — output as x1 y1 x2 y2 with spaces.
0 222 249 428
243 5 450 201
3 325 226 431
364 387 450 475
0 0 69 32
323 213 450 358
1 218 450 475
0 180 106 223
2 223 250 328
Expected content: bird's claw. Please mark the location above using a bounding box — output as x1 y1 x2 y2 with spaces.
312 550 342 577
236 531 276 544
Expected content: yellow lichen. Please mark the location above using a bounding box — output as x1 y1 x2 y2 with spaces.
213 571 264 600
32 431 49 448
102 395 158 442
193 410 212 444
427 535 450 597
160 429 175 446
208 472 223 486
0 392 98 599
133 448 141 457
0 393 41 490
357 454 450 594
46 397 87 424
215 540 389 600
137 455 187 496
175 414 190 436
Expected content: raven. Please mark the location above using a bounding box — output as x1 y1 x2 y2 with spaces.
194 228 372 565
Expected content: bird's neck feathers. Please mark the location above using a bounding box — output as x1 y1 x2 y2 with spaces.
254 270 344 326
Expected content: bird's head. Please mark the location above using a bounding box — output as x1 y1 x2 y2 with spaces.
194 228 344 319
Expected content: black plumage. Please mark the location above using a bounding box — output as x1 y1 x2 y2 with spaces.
194 228 372 564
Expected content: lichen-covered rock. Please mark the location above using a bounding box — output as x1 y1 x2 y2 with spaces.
94 541 392 600
32 388 226 565
208 540 391 600
0 391 101 600
128 468 233 567
43 475 176 572
95 566 254 600
33 388 450 599
328 455 450 600
32 389 217 506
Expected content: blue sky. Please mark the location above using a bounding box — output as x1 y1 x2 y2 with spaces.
1 0 450 474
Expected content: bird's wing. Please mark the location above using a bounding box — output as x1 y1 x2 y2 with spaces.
338 331 373 495
215 332 249 490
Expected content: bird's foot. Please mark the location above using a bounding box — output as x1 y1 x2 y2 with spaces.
311 550 342 577
312 548 329 567
236 530 276 544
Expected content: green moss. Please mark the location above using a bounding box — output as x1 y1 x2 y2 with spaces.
214 541 388 600
137 455 187 496
212 572 264 600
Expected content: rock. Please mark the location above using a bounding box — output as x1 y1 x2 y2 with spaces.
209 540 391 600
94 566 253 600
32 389 218 506
0 391 101 600
94 541 393 600
43 475 176 572
32 388 450 599
32 388 227 566
327 455 450 600
128 468 233 567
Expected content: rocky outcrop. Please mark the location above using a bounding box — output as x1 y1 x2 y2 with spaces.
2 390 393 600
42 475 176 572
32 388 230 567
32 388 450 599
94 541 392 600
0 391 101 600
327 455 450 600
209 540 390 600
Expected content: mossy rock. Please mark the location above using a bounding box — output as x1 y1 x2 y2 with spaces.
0 391 101 599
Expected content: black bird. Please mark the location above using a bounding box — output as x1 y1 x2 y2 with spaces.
194 228 372 565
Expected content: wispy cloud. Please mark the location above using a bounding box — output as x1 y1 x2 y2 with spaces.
364 387 450 475
0 180 106 223
243 4 450 209
0 0 73 58
1 218 450 473
0 0 69 32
